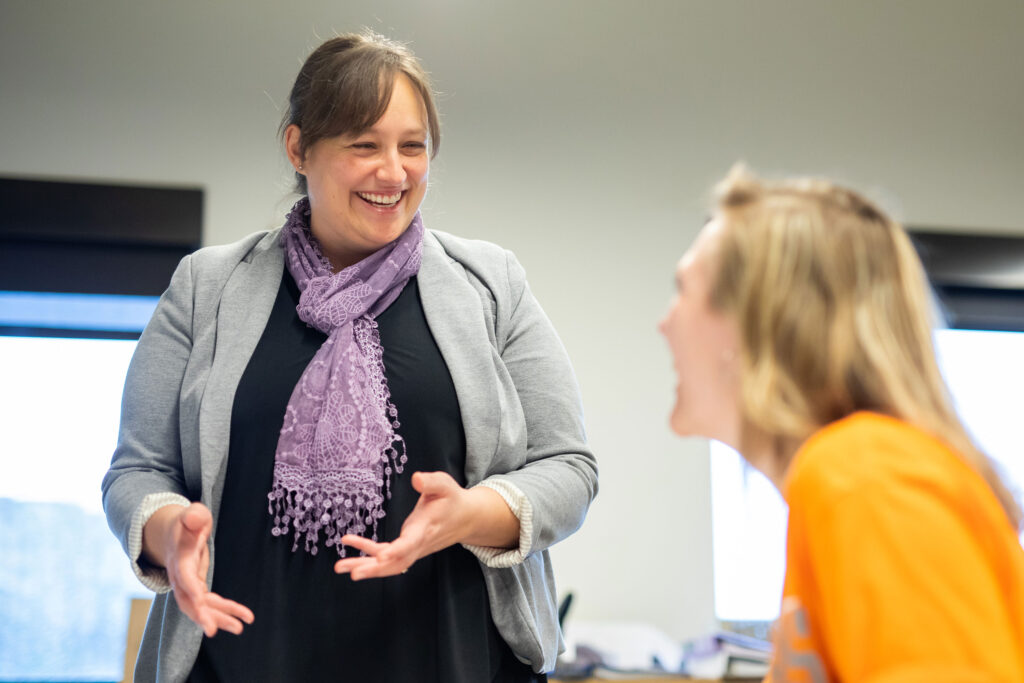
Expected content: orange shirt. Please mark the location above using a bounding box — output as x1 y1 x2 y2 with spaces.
769 412 1024 682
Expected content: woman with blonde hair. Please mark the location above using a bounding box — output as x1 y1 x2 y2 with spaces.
659 165 1024 681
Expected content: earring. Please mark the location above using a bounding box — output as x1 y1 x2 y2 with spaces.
298 165 304 171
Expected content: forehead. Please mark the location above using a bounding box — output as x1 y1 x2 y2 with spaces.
678 216 724 273
377 74 426 122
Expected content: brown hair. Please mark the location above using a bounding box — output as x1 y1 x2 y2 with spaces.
709 164 1022 530
280 31 441 194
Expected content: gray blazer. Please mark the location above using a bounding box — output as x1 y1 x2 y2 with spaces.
102 227 598 681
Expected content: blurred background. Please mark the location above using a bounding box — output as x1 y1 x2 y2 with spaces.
1 1 1022 680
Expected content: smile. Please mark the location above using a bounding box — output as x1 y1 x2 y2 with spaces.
357 191 402 208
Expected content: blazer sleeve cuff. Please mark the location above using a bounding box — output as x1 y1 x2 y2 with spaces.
128 492 191 593
462 479 534 568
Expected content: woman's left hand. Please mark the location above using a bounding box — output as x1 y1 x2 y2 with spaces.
334 471 518 580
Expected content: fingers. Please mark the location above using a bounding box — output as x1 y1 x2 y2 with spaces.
169 580 217 636
197 543 210 585
334 558 410 580
332 473 464 581
168 505 253 637
203 594 255 635
173 545 209 603
334 535 414 579
333 556 382 578
172 586 255 637
338 534 380 555
169 556 216 634
192 595 253 637
410 470 455 496
168 503 213 605
173 505 212 600
170 588 206 631
180 502 213 535
205 608 246 636
205 593 255 625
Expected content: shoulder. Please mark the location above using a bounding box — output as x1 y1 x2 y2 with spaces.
427 229 518 273
160 229 282 316
425 229 527 302
186 229 281 276
785 412 955 505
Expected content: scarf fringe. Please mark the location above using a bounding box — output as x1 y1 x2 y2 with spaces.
267 444 408 556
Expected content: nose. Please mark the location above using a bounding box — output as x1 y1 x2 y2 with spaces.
377 148 406 185
657 309 669 337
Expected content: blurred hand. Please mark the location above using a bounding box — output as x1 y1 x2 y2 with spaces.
143 503 254 637
334 471 518 580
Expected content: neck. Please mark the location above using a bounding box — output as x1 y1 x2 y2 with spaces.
734 431 801 494
740 445 787 493
322 249 365 273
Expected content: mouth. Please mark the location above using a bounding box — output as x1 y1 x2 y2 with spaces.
356 190 403 209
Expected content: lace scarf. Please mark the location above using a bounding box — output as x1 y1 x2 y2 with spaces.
268 197 422 556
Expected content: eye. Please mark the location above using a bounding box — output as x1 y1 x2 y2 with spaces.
402 141 427 153
350 142 376 151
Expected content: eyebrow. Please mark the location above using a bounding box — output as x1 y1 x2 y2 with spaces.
365 124 427 137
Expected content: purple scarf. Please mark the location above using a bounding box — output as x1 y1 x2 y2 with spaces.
268 197 423 556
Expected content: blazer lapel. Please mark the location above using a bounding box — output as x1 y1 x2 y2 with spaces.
418 232 502 486
198 236 284 513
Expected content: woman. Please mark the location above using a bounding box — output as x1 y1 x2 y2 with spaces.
660 166 1024 681
102 32 597 682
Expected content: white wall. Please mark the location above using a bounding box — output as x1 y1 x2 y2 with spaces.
2 0 1022 642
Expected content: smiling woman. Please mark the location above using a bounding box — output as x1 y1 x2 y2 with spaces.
284 76 429 269
280 37 436 270
101 31 596 683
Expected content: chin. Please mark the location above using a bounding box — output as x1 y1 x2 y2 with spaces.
668 410 694 437
379 217 414 240
671 407 720 440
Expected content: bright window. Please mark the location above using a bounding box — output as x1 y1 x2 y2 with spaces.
711 328 1024 623
0 293 157 682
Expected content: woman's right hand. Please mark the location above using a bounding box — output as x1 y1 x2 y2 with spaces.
142 503 254 637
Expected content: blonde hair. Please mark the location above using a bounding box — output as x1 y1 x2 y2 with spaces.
709 164 1022 530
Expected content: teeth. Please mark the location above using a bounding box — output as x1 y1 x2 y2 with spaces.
358 191 402 206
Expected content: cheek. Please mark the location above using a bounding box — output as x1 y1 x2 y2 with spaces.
320 158 364 189
665 311 693 364
407 158 429 184
670 316 723 390
673 343 704 393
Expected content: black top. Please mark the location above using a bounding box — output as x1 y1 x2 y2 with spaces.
188 270 541 683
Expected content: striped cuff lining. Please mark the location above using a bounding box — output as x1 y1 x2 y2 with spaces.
461 479 533 568
127 492 191 593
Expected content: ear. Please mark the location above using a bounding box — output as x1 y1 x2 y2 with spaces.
284 124 306 172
